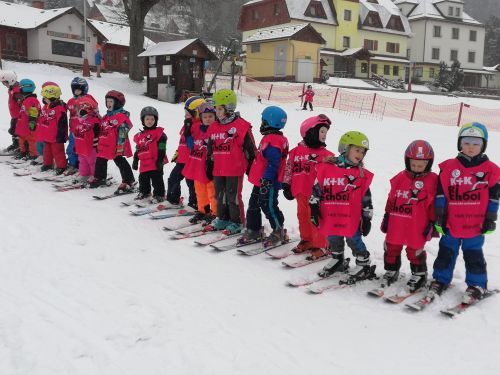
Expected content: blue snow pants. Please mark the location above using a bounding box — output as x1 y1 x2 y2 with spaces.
66 133 79 168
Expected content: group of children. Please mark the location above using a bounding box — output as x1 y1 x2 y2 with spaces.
2 69 499 305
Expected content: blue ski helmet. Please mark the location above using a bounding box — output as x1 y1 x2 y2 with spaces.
458 122 488 153
71 77 89 95
261 106 287 129
19 79 36 94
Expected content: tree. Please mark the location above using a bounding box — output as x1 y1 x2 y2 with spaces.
123 0 160 81
484 16 500 66
447 61 464 91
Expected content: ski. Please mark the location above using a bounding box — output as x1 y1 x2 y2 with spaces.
92 190 136 200
405 285 454 312
366 273 407 298
281 252 331 268
307 265 377 294
238 239 299 256
54 177 113 191
130 203 184 216
287 259 351 287
440 289 499 318
13 170 34 176
162 218 198 231
384 288 424 304
193 231 241 246
152 209 194 220
210 238 263 252
170 229 206 240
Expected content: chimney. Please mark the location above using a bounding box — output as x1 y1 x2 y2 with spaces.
32 1 45 10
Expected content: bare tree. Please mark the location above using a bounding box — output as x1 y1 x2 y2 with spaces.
123 0 160 81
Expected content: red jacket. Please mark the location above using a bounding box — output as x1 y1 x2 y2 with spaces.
16 95 41 137
248 133 289 186
384 170 438 249
183 122 211 183
133 127 166 173
8 83 21 119
37 102 68 143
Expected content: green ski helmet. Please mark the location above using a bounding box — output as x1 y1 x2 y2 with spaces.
213 89 237 112
338 131 370 154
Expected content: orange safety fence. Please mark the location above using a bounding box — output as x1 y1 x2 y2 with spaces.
208 76 500 131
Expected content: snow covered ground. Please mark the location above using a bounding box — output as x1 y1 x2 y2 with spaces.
1 61 500 375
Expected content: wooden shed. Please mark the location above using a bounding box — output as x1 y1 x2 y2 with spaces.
138 38 218 102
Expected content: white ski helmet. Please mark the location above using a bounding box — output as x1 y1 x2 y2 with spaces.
0 70 17 86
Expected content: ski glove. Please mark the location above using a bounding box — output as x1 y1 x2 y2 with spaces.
310 203 321 227
361 216 371 237
183 118 193 138
482 219 496 235
206 159 214 181
380 213 389 233
259 178 273 196
423 222 440 241
132 157 139 171
282 183 294 201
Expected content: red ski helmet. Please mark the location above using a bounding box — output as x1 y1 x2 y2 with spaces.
300 114 331 138
404 140 434 172
76 96 98 115
105 90 125 109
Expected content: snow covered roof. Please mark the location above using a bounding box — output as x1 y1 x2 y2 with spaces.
243 23 325 44
88 19 154 48
359 0 411 36
138 39 199 57
94 3 126 24
0 1 72 29
243 0 337 25
405 0 481 25
484 64 500 72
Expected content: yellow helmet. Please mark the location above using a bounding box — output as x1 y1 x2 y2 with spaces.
184 95 206 117
41 82 61 99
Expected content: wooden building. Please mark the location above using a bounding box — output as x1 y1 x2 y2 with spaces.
138 38 218 102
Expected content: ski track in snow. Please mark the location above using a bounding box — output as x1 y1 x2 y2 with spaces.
0 61 500 375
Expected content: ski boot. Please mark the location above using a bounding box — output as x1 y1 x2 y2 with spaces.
381 270 399 288
306 247 330 261
63 165 78 176
292 240 313 254
340 253 376 285
424 280 447 301
87 177 108 189
151 195 165 204
114 181 135 195
263 228 289 248
204 218 229 232
223 222 243 235
189 211 207 224
203 213 216 226
134 192 150 201
55 167 66 176
406 271 427 293
15 152 28 160
318 251 348 278
462 285 486 305
30 156 43 166
237 228 264 245
40 164 53 172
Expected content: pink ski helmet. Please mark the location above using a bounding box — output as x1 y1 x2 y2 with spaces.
300 114 331 138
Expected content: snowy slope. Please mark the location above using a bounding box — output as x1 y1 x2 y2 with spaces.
1 61 500 375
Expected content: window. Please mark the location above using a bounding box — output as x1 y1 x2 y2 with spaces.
274 4 280 16
5 34 19 51
305 1 327 18
121 53 128 66
429 68 435 78
251 43 260 53
361 63 368 73
432 48 440 60
343 36 350 48
393 66 399 76
415 67 423 77
455 7 461 17
384 65 390 75
448 6 453 16
386 42 400 53
433 26 441 37
371 64 378 74
468 51 476 63
452 28 459 39
407 48 411 58
364 39 378 51
252 9 259 20
450 49 458 62
470 30 477 41
52 40 84 58
310 5 316 15
344 9 352 21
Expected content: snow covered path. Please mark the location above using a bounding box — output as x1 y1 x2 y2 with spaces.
0 61 499 375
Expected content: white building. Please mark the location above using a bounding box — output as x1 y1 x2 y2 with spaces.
395 0 488 87
0 1 105 68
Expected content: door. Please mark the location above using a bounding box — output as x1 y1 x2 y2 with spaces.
296 59 313 83
274 45 287 77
